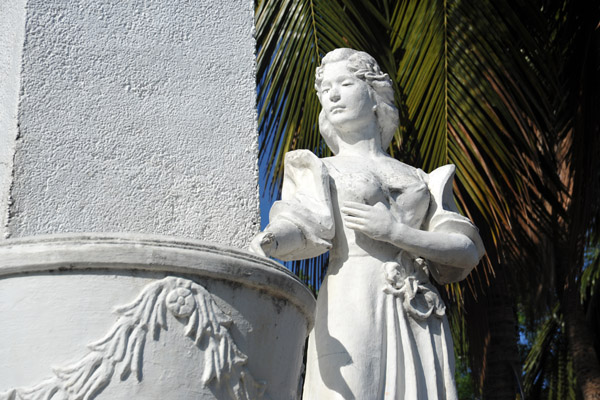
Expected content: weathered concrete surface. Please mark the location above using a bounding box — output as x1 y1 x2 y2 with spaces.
0 0 27 238
1 0 259 247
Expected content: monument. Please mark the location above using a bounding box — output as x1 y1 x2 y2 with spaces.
251 48 485 399
1 1 485 397
0 1 314 399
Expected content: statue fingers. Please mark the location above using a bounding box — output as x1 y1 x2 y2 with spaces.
344 222 364 232
343 215 367 226
340 207 368 217
342 201 373 211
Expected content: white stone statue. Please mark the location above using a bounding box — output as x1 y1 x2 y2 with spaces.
250 48 485 399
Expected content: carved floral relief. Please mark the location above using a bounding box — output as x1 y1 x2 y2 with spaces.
0 276 266 400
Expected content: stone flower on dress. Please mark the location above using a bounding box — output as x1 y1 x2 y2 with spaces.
383 251 446 321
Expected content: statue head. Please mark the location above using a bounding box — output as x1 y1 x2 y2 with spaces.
315 48 399 154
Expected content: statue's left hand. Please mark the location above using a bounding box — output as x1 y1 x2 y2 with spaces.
341 201 401 241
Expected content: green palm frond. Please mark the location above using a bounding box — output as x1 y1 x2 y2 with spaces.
523 304 579 399
256 0 600 395
257 0 548 272
256 0 388 190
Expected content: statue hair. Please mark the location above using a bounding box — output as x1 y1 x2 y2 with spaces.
315 48 399 154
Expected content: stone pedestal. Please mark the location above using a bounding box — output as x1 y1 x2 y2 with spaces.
0 234 315 399
0 2 312 398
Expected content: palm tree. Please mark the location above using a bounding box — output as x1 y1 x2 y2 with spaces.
518 2 600 398
255 0 600 398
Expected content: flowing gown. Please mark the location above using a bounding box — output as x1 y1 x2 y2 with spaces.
267 150 484 399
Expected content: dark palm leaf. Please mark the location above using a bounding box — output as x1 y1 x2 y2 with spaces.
255 0 600 395
523 304 579 399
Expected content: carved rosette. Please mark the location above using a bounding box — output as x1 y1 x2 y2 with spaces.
0 276 266 400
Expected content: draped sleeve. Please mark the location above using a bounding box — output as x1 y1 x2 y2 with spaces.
266 150 335 261
420 165 485 284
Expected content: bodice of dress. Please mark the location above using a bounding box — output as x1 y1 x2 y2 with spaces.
267 149 484 285
322 156 431 262
318 156 451 323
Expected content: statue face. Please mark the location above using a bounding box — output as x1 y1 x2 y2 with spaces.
319 61 377 133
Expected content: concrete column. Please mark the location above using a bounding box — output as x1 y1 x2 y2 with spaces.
0 2 316 399
0 0 259 247
0 0 27 238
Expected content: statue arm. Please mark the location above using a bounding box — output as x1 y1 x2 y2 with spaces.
249 150 335 261
386 223 481 269
395 164 484 267
249 219 306 258
342 201 480 267
342 164 484 284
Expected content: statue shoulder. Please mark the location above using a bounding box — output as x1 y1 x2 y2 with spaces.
284 150 324 169
281 150 330 201
426 164 458 213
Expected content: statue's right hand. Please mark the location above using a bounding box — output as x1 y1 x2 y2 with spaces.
249 231 277 257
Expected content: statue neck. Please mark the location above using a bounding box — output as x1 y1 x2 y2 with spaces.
336 138 385 158
334 121 386 158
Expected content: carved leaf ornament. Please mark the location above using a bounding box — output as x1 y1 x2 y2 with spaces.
0 277 266 400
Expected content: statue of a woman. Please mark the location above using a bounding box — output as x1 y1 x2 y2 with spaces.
250 48 485 399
